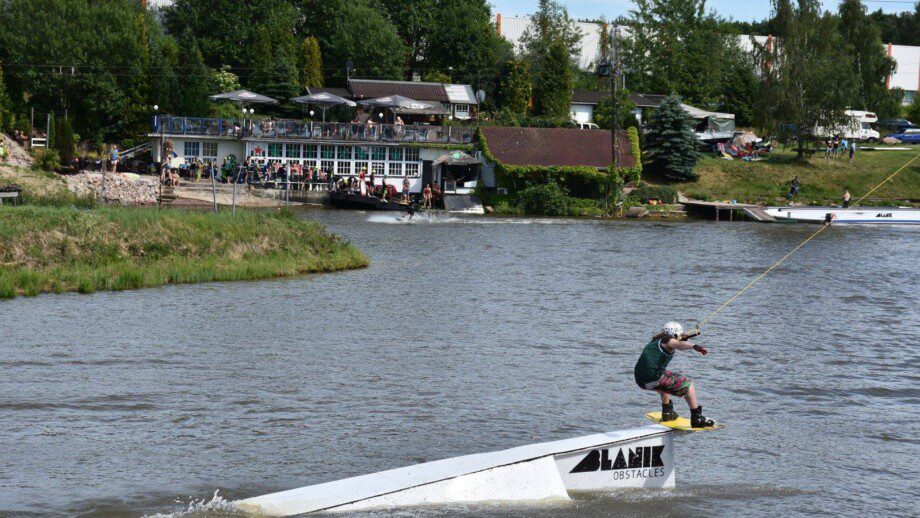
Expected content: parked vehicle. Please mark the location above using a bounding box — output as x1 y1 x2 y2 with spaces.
576 122 600 130
886 128 920 143
875 118 916 133
815 110 880 141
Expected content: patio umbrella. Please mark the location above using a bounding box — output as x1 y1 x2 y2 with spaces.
209 89 279 105
357 95 443 122
289 92 357 122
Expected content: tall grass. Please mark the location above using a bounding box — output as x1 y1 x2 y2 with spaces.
0 206 369 299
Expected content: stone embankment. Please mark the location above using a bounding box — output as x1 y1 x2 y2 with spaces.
66 172 159 205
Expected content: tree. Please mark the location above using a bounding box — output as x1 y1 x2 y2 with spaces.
0 61 11 131
758 0 854 158
518 0 583 65
499 60 532 115
53 116 75 166
423 71 451 84
426 0 509 89
213 66 241 93
379 0 435 76
622 0 732 106
644 95 701 181
593 90 638 130
838 0 898 118
719 48 759 127
533 40 573 118
906 94 920 126
247 6 300 100
174 29 213 116
296 0 405 84
298 37 323 90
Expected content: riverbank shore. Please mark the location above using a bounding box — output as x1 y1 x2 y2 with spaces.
0 206 368 299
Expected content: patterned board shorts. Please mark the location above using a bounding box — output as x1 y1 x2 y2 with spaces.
643 370 693 397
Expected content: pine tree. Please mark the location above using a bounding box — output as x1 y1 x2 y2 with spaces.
644 95 701 182
0 61 11 131
298 37 323 91
533 39 573 118
54 116 75 166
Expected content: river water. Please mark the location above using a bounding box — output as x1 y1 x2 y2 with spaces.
1 210 918 517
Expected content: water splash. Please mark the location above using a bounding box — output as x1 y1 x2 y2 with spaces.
143 490 241 518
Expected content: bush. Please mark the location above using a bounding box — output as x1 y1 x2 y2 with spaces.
32 148 61 172
628 183 678 204
518 182 570 216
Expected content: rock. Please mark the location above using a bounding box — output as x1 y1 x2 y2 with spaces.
882 136 901 145
485 205 494 214
65 171 159 205
626 206 649 218
0 133 34 167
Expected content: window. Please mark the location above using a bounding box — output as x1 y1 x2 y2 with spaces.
184 141 200 157
286 143 302 159
337 161 351 175
371 162 385 176
202 141 218 158
404 147 420 162
388 162 403 176
454 104 470 119
404 162 420 177
303 144 317 159
337 145 352 160
372 146 386 161
321 160 334 174
388 147 402 161
268 142 282 157
354 146 369 160
321 145 335 159
354 162 368 176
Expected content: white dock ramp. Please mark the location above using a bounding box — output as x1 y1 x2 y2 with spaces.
237 425 674 515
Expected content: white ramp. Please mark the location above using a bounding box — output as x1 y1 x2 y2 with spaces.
237 425 674 515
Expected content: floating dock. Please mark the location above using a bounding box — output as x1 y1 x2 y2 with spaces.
237 425 674 515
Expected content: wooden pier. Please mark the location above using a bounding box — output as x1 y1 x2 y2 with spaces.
678 195 777 222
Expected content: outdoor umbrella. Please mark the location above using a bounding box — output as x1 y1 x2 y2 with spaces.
209 89 279 105
357 95 444 122
289 92 357 122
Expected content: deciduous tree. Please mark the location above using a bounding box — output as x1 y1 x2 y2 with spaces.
838 0 899 118
499 60 532 115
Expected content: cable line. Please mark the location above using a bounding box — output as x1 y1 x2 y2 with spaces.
692 150 920 331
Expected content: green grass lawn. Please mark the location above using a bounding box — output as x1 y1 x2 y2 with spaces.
0 206 369 299
674 147 920 206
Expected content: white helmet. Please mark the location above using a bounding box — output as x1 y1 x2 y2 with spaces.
662 322 684 338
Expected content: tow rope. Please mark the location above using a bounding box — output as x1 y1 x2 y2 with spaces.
692 150 920 331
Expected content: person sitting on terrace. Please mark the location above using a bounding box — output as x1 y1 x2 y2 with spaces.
395 116 404 126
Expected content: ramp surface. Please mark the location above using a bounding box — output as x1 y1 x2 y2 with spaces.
237 425 673 515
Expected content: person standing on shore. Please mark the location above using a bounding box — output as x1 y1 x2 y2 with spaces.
787 176 800 200
402 174 411 203
634 322 715 428
849 141 856 162
843 189 851 208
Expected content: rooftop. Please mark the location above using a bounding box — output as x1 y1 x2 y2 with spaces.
481 126 636 169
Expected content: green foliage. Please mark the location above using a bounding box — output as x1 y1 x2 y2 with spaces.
174 29 213 116
622 0 735 106
499 60 532 115
213 66 241 93
0 0 154 140
620 127 643 185
757 0 854 158
870 5 920 46
423 71 451 84
32 148 61 172
247 6 300 101
299 0 405 83
628 183 678 204
53 117 76 166
533 40 573 118
644 95 701 181
519 0 583 67
593 90 638 130
518 182 570 216
0 61 10 132
298 37 324 90
838 0 898 118
906 96 920 127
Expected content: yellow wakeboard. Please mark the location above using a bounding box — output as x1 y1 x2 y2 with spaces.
646 412 725 431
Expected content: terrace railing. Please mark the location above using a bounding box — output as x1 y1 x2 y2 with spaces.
152 116 474 145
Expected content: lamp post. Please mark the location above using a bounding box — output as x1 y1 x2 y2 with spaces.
154 104 164 208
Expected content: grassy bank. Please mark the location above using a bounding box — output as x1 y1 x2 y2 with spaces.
0 206 368 299
677 148 920 205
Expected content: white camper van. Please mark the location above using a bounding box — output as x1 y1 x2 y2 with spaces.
817 110 880 141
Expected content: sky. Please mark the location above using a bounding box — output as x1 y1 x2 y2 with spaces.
490 0 916 23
